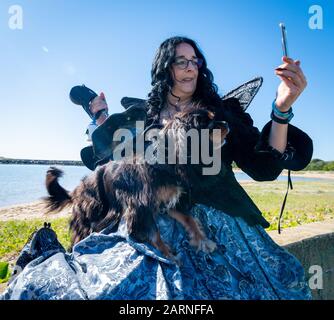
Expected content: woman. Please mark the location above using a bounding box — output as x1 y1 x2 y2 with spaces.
1 36 313 300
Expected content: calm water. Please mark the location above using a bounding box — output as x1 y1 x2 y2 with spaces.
0 164 91 208
0 164 328 208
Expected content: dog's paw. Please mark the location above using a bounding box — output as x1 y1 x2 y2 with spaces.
201 239 217 253
191 238 217 253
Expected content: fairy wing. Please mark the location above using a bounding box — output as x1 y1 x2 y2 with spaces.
120 77 263 112
222 77 263 111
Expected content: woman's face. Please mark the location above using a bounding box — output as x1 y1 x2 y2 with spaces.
170 42 200 98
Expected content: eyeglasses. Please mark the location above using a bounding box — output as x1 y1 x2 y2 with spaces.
172 57 203 70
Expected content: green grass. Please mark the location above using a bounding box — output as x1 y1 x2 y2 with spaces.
0 262 10 283
0 180 333 268
241 180 334 231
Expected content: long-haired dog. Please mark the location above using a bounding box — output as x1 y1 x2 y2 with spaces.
44 106 229 261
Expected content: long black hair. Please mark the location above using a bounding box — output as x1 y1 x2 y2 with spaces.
146 36 222 126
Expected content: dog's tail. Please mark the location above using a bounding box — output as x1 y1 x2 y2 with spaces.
44 167 72 212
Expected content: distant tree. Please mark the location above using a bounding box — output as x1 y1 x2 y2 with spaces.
323 161 334 171
233 159 334 171
305 159 334 171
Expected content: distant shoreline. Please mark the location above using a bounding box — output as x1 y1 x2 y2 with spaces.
1 160 333 178
0 159 84 166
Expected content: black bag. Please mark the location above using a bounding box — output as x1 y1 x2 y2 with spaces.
9 222 65 284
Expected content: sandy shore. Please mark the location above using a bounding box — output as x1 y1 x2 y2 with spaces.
281 170 334 180
234 169 334 180
0 201 70 221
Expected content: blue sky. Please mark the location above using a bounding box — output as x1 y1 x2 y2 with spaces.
0 0 333 161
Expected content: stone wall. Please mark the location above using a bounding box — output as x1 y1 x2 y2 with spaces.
268 220 334 300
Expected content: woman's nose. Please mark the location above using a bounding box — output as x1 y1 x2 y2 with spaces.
185 61 196 72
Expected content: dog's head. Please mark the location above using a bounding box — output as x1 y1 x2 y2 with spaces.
142 107 230 172
162 107 230 150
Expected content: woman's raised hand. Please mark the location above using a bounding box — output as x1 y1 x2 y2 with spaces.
89 92 109 125
274 56 307 112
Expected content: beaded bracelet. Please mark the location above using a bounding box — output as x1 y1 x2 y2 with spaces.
271 110 294 124
271 100 294 124
272 100 293 118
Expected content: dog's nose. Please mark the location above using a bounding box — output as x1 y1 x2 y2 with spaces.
207 111 215 120
215 120 229 130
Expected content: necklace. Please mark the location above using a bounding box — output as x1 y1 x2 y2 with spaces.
161 99 192 123
167 97 193 112
160 93 194 124
167 98 181 111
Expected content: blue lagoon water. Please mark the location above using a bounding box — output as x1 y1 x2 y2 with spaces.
0 164 91 207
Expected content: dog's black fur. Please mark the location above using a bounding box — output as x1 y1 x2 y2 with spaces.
44 107 229 257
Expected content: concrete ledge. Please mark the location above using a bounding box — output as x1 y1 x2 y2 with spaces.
268 220 334 300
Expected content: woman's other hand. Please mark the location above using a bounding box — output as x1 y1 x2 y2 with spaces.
90 92 109 125
275 56 307 112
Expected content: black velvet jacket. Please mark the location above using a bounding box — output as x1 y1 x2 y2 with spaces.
81 92 313 229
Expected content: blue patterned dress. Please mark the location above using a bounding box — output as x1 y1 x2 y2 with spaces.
1 203 312 300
